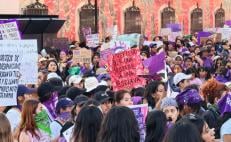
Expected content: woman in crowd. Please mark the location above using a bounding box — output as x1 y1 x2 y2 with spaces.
47 60 62 78
0 113 13 142
164 119 202 142
16 99 51 142
58 50 69 80
71 106 103 142
115 90 133 106
144 81 166 110
198 67 211 83
145 110 167 142
182 114 215 142
98 106 140 142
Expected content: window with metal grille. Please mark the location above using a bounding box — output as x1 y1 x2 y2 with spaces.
79 1 98 42
215 4 225 28
161 4 175 28
124 2 141 34
191 4 203 34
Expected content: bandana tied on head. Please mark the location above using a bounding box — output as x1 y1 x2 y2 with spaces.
35 110 51 136
218 93 231 116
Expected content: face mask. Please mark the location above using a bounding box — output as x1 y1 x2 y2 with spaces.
59 112 71 122
35 110 51 135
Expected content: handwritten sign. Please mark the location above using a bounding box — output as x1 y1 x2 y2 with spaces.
108 48 146 91
117 34 140 47
0 41 22 106
129 104 148 142
0 21 21 40
160 28 172 36
86 34 99 48
73 48 92 64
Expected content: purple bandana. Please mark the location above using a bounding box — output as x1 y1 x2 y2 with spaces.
132 96 143 105
176 89 202 106
43 92 58 120
218 93 231 116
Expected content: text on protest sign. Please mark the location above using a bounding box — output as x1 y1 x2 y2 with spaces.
0 21 21 40
0 43 22 106
73 48 92 64
108 48 146 91
86 34 99 48
129 104 148 142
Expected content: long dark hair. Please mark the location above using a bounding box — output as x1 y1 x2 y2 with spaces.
145 110 167 142
71 106 103 142
98 106 140 142
164 119 202 142
144 81 165 109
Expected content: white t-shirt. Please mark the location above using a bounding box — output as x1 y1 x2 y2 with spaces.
6 108 21 132
50 120 63 139
220 118 231 142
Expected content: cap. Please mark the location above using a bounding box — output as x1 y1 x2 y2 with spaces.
17 85 37 97
173 73 192 85
56 98 74 113
69 45 76 49
84 77 99 92
94 91 110 104
176 89 202 106
68 75 83 86
160 97 178 110
74 95 88 105
66 87 86 100
47 72 62 80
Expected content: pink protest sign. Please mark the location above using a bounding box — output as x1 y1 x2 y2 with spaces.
108 48 146 91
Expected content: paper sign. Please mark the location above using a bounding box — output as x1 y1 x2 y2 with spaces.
143 51 166 75
0 41 23 106
217 28 231 42
63 126 74 142
197 31 213 44
117 34 141 47
0 21 21 40
110 41 130 53
169 31 182 42
73 48 92 64
100 48 113 68
129 104 148 142
108 48 146 91
86 34 99 48
160 28 172 36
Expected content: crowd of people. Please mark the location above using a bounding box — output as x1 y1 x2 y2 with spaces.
0 33 231 142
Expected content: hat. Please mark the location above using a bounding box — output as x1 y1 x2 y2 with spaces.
84 77 99 92
69 45 76 49
56 98 74 113
74 95 88 105
66 87 86 100
173 73 192 85
68 75 83 86
160 97 178 110
213 56 221 61
225 82 231 89
17 85 37 97
218 93 231 116
47 72 62 80
94 91 110 104
176 89 202 106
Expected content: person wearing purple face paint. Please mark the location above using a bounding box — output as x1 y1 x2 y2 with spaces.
50 98 73 140
218 93 231 142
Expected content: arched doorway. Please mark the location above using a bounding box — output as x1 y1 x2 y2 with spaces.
161 3 175 28
191 4 203 34
215 4 225 28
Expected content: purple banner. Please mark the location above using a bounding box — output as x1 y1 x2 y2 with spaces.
197 31 213 45
167 24 182 32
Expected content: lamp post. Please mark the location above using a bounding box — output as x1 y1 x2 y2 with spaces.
95 0 98 33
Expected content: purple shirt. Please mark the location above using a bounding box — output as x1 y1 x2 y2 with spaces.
203 57 213 69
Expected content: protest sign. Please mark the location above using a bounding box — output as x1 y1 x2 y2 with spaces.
0 41 22 106
197 31 213 45
129 104 148 142
63 126 74 142
0 21 21 40
110 40 130 53
143 51 166 75
117 33 140 47
168 31 182 42
167 23 182 32
160 28 172 36
217 28 231 42
108 48 146 91
86 34 99 48
73 48 92 64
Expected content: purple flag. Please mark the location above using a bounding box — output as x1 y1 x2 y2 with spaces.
197 31 213 45
143 51 165 75
218 93 231 116
167 24 182 32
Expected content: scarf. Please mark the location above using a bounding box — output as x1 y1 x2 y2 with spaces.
35 110 51 136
